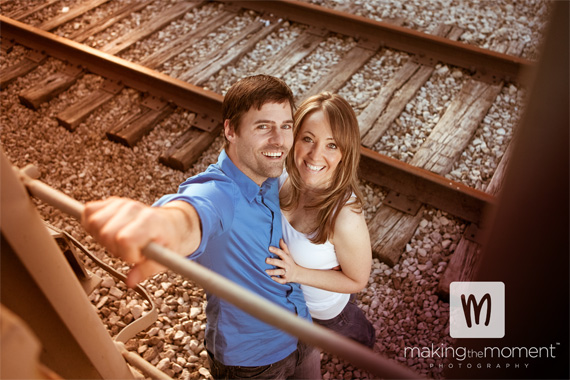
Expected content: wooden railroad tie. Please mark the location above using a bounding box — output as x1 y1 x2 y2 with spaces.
358 24 464 146
299 17 407 100
255 26 328 79
56 79 123 131
106 96 173 147
159 115 222 172
12 0 169 110
301 38 382 100
180 14 283 85
0 36 15 54
19 1 201 130
0 50 46 88
98 1 203 56
139 10 238 70
104 9 240 148
19 64 83 110
367 39 525 271
65 1 154 44
4 0 60 22
355 24 461 266
35 0 110 32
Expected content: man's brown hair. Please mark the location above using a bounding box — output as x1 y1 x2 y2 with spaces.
222 75 295 149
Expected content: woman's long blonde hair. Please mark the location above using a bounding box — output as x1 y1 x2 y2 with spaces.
281 92 364 244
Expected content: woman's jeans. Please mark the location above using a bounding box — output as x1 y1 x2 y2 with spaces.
312 294 376 348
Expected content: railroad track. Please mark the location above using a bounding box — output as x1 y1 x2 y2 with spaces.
0 1 547 377
0 0 534 269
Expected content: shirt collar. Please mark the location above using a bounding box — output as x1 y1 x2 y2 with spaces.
218 150 280 205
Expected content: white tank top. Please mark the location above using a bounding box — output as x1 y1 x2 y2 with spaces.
279 172 350 320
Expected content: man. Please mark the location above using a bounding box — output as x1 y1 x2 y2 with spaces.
82 75 320 378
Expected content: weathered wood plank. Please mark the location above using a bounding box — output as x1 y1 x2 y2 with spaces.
104 10 237 148
140 10 237 69
159 124 222 172
358 61 419 136
178 20 263 84
436 238 480 296
359 25 463 146
1 37 14 54
368 205 425 267
368 41 515 266
68 1 154 43
411 42 516 174
484 141 516 196
255 29 327 78
38 0 110 31
410 81 502 173
180 16 281 84
16 2 157 110
19 66 83 109
100 1 202 55
302 41 380 99
7 0 59 21
362 64 434 146
357 60 420 137
0 51 46 88
56 80 123 131
106 102 173 147
300 15 410 100
435 143 516 299
436 41 527 298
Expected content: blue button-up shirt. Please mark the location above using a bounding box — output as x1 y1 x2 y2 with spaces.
154 150 310 366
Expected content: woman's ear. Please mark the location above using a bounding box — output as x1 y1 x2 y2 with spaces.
224 119 235 142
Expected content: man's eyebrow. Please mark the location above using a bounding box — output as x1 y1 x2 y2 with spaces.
253 119 294 125
253 119 276 124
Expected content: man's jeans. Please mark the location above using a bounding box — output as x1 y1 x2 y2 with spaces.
207 341 321 379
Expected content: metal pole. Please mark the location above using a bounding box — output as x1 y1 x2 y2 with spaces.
16 167 420 379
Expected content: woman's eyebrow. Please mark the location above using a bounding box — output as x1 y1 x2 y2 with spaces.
302 130 335 140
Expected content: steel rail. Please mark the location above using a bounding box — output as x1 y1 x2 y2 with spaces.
0 14 493 224
230 0 534 85
359 147 495 225
0 15 223 122
15 166 420 379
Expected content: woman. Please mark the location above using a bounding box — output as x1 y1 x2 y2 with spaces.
265 92 375 348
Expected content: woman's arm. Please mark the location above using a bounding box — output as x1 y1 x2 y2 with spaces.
266 205 372 293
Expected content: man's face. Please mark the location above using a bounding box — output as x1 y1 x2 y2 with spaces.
225 101 294 185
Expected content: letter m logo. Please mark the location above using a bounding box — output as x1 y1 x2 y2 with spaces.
450 282 505 338
461 293 492 327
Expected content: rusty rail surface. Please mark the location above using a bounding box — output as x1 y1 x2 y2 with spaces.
231 0 534 85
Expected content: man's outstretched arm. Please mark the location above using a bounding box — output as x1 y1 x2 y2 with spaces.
82 197 201 287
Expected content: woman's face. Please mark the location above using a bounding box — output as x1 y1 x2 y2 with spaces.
294 110 343 191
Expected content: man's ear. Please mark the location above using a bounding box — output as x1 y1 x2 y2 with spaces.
224 119 235 142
